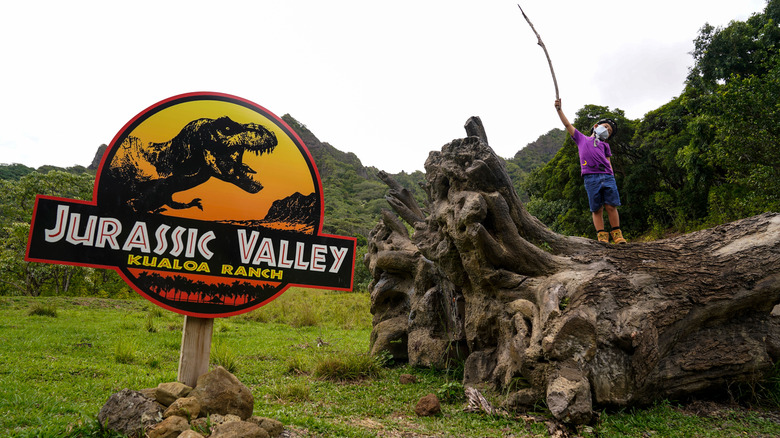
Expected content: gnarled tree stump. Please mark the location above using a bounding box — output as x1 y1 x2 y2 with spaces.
366 117 780 424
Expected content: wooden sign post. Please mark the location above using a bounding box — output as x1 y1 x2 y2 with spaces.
177 316 214 387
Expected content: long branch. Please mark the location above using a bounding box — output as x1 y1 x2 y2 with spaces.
517 4 559 99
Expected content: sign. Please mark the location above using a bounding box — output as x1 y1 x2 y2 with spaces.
26 92 356 317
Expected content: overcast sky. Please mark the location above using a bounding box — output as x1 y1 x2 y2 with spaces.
0 1 768 174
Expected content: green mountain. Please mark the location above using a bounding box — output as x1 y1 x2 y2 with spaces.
0 114 554 291
1 118 556 243
504 128 565 201
508 128 565 171
0 162 92 180
281 114 426 245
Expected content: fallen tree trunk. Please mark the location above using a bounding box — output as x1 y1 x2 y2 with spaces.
366 117 780 424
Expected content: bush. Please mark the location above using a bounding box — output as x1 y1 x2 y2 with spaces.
113 340 136 364
313 352 383 381
211 342 240 373
267 380 312 403
28 302 58 317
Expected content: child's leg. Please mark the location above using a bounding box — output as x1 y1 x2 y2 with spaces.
591 207 605 231
584 175 609 241
592 207 610 242
605 205 620 228
605 205 627 244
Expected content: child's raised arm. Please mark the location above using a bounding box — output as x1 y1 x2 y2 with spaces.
555 99 575 137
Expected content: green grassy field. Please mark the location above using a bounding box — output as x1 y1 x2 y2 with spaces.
1 290 780 437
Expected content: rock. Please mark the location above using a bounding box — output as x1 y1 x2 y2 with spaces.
163 396 201 419
546 371 592 425
139 387 157 400
767 311 780 361
210 420 269 438
369 316 409 361
97 388 164 437
156 382 193 406
399 374 418 384
95 370 284 437
502 388 543 411
191 366 254 420
414 393 441 417
147 415 189 438
190 417 211 435
209 413 242 426
249 416 284 437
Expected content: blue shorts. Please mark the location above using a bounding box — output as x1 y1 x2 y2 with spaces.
583 173 621 212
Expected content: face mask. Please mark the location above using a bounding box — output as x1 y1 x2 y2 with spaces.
594 125 609 140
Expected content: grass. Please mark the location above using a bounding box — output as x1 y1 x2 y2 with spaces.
28 302 58 317
311 352 384 381
112 339 137 364
1 291 780 437
210 342 240 374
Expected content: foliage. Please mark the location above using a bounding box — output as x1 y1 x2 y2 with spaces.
211 342 240 374
0 171 131 297
0 163 92 181
525 0 780 238
311 351 385 381
437 381 466 404
267 380 312 403
283 114 426 290
28 302 58 317
113 339 137 364
504 128 565 201
592 399 780 438
0 163 35 180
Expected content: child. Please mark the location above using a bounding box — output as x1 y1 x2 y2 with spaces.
554 98 626 244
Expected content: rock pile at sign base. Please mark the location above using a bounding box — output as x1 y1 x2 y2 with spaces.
97 366 284 438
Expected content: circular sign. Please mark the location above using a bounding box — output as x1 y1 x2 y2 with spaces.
27 92 355 317
39 92 354 317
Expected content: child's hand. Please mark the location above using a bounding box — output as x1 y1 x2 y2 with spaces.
554 99 562 111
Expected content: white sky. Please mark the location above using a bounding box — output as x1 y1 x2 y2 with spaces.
0 0 768 173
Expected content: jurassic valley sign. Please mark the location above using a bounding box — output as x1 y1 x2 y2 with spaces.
26 92 356 317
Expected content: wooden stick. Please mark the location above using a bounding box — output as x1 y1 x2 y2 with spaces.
517 4 560 100
178 315 213 387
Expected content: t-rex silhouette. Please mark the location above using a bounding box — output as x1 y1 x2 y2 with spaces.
102 116 277 213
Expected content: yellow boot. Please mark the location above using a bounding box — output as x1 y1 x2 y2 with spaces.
610 228 627 244
597 231 610 243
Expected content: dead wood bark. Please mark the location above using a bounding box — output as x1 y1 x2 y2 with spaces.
366 117 780 424
518 4 560 100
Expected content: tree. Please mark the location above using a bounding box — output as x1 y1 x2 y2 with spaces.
525 0 780 237
0 163 35 180
367 119 780 424
703 56 780 221
688 1 780 89
0 171 98 296
682 0 780 225
505 128 565 202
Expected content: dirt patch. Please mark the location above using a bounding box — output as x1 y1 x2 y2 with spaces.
674 399 780 424
64 297 146 310
337 416 438 438
279 426 311 437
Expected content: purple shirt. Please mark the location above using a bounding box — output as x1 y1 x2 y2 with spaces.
572 129 613 176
